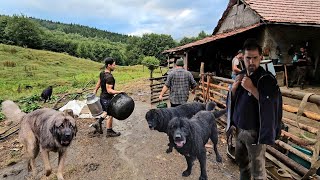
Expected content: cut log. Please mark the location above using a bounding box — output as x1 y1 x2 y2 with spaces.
275 140 312 162
280 88 320 106
283 104 320 121
282 117 318 134
281 130 316 146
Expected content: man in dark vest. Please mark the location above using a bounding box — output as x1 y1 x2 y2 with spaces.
226 39 282 180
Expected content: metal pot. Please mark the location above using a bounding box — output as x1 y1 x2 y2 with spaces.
86 93 103 117
107 93 135 120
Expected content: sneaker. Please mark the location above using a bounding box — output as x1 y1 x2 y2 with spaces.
106 129 121 137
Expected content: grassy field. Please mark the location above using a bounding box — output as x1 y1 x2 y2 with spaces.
0 44 164 101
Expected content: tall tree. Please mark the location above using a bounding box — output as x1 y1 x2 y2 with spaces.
138 33 176 64
4 15 43 48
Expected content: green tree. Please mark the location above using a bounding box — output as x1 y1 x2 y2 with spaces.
0 16 9 43
4 15 43 48
179 36 197 46
142 56 160 78
197 30 208 39
138 33 176 65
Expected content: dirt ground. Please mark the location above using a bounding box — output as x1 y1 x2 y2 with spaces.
0 79 240 180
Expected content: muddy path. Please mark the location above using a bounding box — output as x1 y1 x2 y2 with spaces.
0 79 239 180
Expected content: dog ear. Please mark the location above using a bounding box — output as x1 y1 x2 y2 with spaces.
50 125 59 137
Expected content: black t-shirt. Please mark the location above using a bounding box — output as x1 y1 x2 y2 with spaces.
99 71 115 100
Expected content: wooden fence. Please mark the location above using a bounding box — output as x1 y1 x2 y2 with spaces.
196 73 320 180
149 76 169 104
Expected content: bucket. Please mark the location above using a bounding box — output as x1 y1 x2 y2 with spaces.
156 101 167 108
107 93 135 120
86 93 103 117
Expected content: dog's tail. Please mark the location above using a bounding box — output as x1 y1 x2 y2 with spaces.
1 100 26 123
213 109 227 119
206 101 216 111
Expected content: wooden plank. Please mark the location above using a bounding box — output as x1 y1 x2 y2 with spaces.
149 76 167 80
150 83 165 87
151 96 169 104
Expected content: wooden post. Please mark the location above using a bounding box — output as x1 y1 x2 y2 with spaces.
205 75 211 102
284 64 288 88
184 51 188 70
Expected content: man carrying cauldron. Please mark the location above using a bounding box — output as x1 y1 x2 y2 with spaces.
92 57 124 137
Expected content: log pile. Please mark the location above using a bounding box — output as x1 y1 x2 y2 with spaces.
196 73 320 179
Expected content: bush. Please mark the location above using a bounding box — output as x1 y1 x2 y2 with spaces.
3 61 16 67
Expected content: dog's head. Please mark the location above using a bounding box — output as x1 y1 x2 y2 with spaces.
167 117 191 148
50 110 77 147
145 109 160 130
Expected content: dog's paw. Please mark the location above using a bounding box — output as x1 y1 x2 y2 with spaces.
45 169 52 176
166 148 172 154
216 155 222 163
199 176 208 180
182 170 191 177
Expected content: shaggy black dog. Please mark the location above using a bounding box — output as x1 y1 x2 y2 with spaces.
41 86 53 103
145 102 214 153
167 108 226 180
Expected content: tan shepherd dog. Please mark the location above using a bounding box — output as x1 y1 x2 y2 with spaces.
2 100 77 180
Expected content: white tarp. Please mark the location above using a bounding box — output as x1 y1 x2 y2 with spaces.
59 100 87 116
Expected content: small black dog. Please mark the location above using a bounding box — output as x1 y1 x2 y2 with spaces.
167 109 226 180
145 102 213 153
41 86 53 103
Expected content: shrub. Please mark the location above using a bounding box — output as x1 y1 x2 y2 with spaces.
3 61 16 67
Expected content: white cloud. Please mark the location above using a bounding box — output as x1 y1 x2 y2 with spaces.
0 0 229 39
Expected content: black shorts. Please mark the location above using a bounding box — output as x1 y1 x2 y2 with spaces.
100 98 111 112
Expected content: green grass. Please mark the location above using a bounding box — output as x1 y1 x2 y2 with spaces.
0 44 164 101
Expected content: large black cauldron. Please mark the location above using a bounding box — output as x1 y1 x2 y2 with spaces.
107 93 135 120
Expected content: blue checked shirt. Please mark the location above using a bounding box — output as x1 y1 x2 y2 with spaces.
165 68 197 104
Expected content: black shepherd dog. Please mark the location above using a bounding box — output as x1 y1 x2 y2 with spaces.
167 108 226 180
145 102 214 153
41 86 53 103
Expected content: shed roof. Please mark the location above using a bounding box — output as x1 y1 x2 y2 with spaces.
244 0 320 25
163 23 261 53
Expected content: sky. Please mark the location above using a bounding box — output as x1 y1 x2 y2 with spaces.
0 0 228 40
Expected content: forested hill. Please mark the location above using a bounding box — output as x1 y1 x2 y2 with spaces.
0 14 209 66
29 17 129 43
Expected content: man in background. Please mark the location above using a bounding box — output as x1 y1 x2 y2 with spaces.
231 50 244 79
159 58 197 107
92 57 124 137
